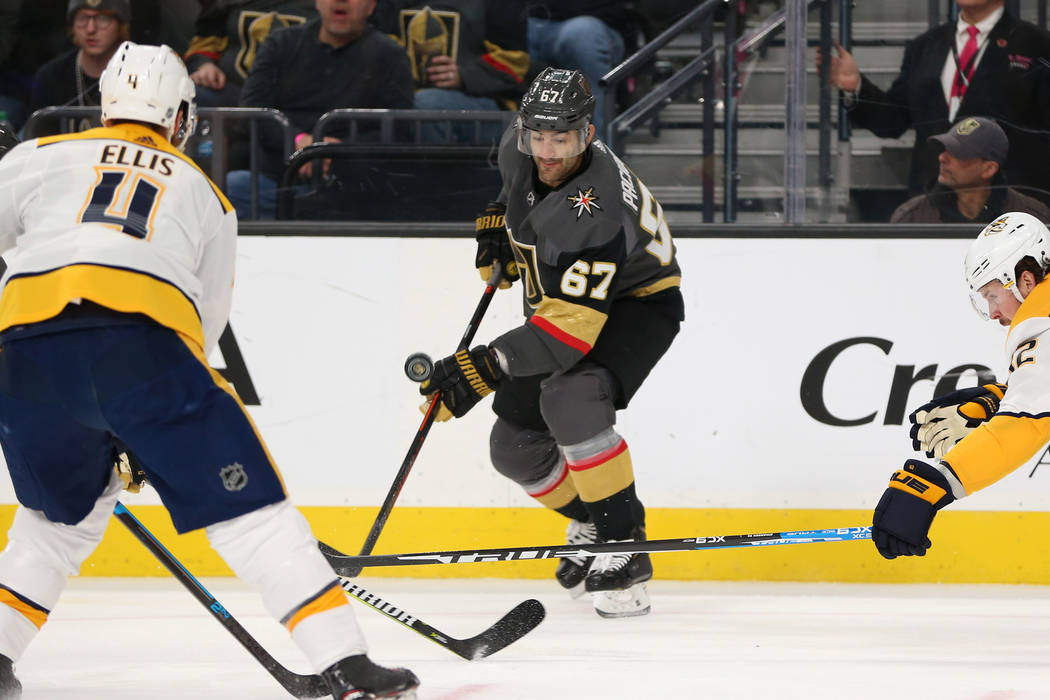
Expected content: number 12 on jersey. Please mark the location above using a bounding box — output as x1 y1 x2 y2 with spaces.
79 167 164 240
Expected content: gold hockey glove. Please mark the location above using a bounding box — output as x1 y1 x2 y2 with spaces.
115 449 148 493
474 201 518 289
419 346 503 419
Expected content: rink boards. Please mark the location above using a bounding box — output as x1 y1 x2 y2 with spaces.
1 235 1048 582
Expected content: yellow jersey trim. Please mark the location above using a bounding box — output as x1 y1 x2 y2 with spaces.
0 264 205 349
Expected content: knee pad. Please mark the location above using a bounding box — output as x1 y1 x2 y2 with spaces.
538 367 617 446
0 471 122 610
489 418 561 485
206 500 342 621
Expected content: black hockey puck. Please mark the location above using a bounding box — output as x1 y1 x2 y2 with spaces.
404 352 434 383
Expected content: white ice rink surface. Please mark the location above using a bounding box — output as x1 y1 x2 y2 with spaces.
14 577 1050 699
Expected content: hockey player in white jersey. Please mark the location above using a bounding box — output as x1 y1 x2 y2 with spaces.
871 211 1050 559
0 43 417 699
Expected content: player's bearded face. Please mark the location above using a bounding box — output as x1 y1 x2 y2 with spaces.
522 128 589 187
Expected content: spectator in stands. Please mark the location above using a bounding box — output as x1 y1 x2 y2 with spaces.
525 1 637 139
26 0 130 136
891 116 1050 223
373 1 529 143
185 0 316 108
0 0 72 131
820 0 1050 207
230 0 413 219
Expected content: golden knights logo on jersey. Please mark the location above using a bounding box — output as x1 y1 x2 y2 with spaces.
567 186 601 218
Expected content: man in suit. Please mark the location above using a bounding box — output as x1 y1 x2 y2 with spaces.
821 0 1050 205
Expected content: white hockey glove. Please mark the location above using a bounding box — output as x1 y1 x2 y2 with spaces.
909 383 1006 459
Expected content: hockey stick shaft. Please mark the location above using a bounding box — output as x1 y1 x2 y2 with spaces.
113 503 329 699
321 526 872 574
352 263 503 566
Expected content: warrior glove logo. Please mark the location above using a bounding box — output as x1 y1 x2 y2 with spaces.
568 187 601 219
220 463 248 492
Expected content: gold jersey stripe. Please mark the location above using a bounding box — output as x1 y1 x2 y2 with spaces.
185 36 230 59
630 276 681 298
532 297 608 351
36 124 233 214
568 446 635 503
0 264 205 349
944 413 1050 494
282 583 348 633
176 334 289 496
481 40 529 82
0 589 48 629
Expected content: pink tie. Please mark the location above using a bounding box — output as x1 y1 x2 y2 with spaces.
950 25 980 117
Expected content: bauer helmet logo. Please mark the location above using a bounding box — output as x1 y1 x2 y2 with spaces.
220 463 248 492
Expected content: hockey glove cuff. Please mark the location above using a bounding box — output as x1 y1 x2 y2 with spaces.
909 383 1006 458
872 459 956 560
474 201 518 289
115 449 148 493
419 346 503 419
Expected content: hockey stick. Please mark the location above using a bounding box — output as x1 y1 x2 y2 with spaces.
338 579 544 661
112 502 330 699
320 526 873 575
344 262 503 577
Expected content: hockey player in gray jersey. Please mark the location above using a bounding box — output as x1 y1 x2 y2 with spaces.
420 67 683 618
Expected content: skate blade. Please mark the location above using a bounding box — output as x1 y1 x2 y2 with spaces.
565 580 586 599
345 686 418 699
591 583 651 619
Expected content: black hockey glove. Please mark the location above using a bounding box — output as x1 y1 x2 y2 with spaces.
871 459 955 560
474 201 518 289
419 346 503 419
909 383 1006 459
114 445 148 493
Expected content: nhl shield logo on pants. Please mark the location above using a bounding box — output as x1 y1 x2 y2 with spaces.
220 463 248 492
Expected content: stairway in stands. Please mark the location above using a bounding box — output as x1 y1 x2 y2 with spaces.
616 0 931 225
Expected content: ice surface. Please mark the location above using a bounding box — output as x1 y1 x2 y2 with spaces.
15 577 1050 699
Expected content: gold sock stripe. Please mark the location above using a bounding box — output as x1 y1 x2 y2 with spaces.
0 587 49 630
281 581 348 633
455 350 493 396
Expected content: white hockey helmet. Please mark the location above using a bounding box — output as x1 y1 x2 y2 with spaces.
99 42 197 151
965 211 1050 318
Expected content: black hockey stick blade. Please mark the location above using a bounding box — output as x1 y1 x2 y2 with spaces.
114 503 329 698
339 579 545 661
321 526 872 575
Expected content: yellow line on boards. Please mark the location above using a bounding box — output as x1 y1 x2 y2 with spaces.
0 505 1043 583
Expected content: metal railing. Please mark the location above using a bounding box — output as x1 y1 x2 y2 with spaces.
599 0 731 223
311 108 515 144
22 105 294 203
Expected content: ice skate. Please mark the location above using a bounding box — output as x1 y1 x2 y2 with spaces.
555 518 598 598
321 654 419 699
0 654 20 699
585 529 653 619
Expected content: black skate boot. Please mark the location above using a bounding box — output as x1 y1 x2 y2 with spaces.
584 528 653 618
554 519 598 598
321 654 419 699
0 654 20 699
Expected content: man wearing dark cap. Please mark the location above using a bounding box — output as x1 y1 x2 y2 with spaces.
891 116 1050 223
25 0 131 133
